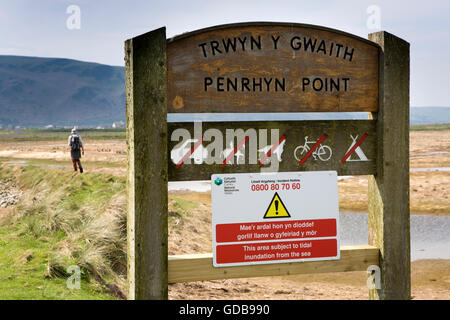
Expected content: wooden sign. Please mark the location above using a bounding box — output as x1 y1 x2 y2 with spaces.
167 22 379 113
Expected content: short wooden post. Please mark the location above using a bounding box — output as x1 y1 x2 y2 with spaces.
368 31 410 299
125 27 168 300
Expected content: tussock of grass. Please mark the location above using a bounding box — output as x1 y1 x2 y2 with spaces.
47 194 127 280
0 164 127 298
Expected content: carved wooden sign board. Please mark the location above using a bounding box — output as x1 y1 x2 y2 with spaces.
167 23 379 113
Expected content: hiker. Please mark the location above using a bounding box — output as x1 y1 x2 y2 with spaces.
68 128 84 173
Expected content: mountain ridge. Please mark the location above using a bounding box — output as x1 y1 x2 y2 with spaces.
0 55 449 128
0 55 125 127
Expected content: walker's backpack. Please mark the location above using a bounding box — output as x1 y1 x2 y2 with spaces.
71 136 81 151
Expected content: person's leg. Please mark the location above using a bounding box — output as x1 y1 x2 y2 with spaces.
78 160 83 173
72 159 78 171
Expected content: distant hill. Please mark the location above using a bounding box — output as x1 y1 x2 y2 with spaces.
0 55 449 128
0 55 124 127
410 107 450 125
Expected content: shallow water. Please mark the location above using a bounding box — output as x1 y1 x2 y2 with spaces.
3 160 72 169
339 212 450 261
169 180 212 192
410 167 450 172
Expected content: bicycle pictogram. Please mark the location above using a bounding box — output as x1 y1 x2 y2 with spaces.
294 136 333 162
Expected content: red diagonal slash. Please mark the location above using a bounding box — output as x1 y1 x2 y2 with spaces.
299 133 328 165
258 134 287 166
176 137 204 168
222 136 249 167
341 133 368 164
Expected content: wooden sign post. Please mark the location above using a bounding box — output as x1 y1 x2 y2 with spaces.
368 32 410 300
125 23 410 300
125 27 168 300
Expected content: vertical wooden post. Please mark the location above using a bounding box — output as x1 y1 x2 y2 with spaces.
368 31 410 299
125 27 168 300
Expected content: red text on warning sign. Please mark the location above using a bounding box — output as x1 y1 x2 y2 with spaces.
216 239 338 264
215 219 336 243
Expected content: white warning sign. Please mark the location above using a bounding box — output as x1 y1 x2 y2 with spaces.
211 171 340 267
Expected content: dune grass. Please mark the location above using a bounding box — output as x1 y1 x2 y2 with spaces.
0 164 200 300
0 164 126 299
0 222 114 300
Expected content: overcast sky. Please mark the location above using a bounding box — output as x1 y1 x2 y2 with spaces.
1 0 449 107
